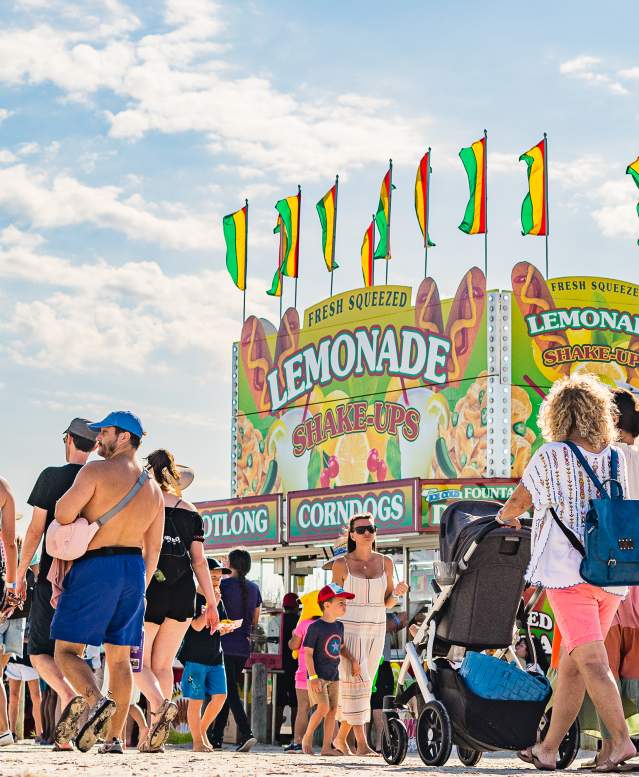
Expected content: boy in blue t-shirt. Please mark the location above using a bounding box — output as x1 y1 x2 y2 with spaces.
301 584 360 756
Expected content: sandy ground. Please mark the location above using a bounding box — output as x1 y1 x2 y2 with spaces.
0 742 597 777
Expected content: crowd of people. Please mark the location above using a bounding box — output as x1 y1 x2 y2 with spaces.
1 377 639 766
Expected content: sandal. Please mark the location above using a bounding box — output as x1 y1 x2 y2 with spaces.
75 696 116 753
54 695 88 746
146 699 177 751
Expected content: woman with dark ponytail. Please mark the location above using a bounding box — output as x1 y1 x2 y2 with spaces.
209 548 262 752
134 449 219 752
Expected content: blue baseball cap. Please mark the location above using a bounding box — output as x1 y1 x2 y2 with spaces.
89 411 145 438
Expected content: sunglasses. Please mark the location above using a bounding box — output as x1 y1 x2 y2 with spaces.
352 525 377 535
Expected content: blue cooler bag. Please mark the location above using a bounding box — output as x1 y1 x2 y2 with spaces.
459 651 551 703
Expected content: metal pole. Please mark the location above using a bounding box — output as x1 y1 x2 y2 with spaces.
294 184 301 309
425 147 431 279
242 198 248 323
483 130 488 279
330 174 338 297
386 158 392 285
544 132 549 279
371 215 376 287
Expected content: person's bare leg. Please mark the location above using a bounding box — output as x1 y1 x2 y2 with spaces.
200 694 226 747
0 654 11 733
321 707 342 756
354 722 376 756
7 678 21 736
293 689 309 745
30 654 77 708
104 644 133 741
373 709 384 751
128 703 148 746
150 619 191 700
27 680 43 737
334 720 353 754
132 622 164 721
302 702 328 755
54 641 100 706
186 699 209 751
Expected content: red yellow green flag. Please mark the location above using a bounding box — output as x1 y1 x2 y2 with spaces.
374 163 395 259
361 220 374 287
267 215 287 296
458 137 487 234
316 182 338 271
222 205 247 290
415 151 435 247
519 138 548 236
627 156 639 246
274 191 300 278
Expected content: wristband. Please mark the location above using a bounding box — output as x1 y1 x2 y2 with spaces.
5 582 16 590
308 674 318 681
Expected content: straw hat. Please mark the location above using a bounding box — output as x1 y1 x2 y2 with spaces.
322 535 348 570
176 465 195 493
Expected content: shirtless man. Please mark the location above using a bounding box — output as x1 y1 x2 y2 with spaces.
0 477 17 747
52 411 166 754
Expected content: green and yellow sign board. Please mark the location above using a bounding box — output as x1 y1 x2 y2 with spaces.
196 494 281 550
421 479 518 529
287 478 421 544
234 269 490 497
510 262 639 472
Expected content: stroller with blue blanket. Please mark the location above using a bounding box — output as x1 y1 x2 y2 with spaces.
381 500 580 768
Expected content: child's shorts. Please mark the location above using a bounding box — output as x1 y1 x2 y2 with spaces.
308 678 339 708
181 661 227 700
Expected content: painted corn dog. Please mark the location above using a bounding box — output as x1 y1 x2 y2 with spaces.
444 267 486 384
415 277 444 336
240 315 274 417
511 261 571 381
628 334 639 388
273 307 301 406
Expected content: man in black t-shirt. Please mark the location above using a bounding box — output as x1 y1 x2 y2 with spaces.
15 418 97 749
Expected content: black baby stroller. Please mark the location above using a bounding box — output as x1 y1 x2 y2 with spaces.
381 500 580 768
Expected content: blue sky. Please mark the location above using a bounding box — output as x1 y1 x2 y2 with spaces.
1 0 639 522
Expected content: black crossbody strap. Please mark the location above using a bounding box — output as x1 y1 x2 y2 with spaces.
548 506 585 557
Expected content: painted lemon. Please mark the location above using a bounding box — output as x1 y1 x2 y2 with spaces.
335 432 370 486
320 390 350 458
385 375 421 404
424 392 450 430
571 361 626 387
265 418 287 457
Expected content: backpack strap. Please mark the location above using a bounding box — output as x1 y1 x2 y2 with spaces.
96 470 149 527
564 441 609 499
548 507 586 557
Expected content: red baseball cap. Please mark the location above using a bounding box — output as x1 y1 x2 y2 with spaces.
282 593 300 608
317 583 355 604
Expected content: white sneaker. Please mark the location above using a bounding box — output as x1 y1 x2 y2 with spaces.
0 731 13 747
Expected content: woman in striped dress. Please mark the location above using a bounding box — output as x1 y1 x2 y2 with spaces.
331 514 408 756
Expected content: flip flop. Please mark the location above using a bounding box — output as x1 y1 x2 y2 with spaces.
519 748 557 771
54 696 87 746
518 750 534 765
595 760 622 773
147 699 178 751
75 697 116 753
579 758 601 770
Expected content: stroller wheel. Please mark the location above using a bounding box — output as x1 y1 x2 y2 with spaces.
416 700 453 767
538 709 580 770
381 717 408 765
457 745 482 766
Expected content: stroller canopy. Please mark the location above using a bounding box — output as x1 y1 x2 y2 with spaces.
439 500 504 563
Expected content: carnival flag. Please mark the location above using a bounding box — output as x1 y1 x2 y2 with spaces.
361 219 375 287
374 162 395 260
458 136 487 235
316 179 339 272
415 151 435 248
519 138 548 236
267 214 287 297
222 204 248 290
627 156 639 246
274 191 301 278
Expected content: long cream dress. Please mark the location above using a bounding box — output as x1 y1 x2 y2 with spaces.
337 558 387 725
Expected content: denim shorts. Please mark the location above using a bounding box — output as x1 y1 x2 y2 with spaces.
0 618 25 658
181 661 227 700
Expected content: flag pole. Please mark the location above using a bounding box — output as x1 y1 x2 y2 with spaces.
331 174 338 297
544 132 549 279
483 129 488 279
386 158 393 285
294 184 301 310
424 147 431 279
242 198 248 323
372 214 376 286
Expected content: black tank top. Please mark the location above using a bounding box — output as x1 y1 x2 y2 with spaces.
157 504 205 585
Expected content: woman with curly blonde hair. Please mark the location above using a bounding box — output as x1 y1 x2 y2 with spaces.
497 374 636 771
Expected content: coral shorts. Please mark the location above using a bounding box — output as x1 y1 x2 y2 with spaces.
546 583 622 655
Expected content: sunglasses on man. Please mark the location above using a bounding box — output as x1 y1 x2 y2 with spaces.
351 525 377 535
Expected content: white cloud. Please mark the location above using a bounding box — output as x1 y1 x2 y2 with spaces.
619 66 639 80
0 226 272 372
0 0 428 180
591 179 639 239
490 152 519 175
0 108 13 123
559 54 629 95
0 150 17 164
0 164 221 250
550 155 611 189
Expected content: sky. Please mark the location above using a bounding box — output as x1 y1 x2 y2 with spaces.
1 0 639 525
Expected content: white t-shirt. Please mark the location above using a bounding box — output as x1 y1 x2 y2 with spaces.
522 441 629 595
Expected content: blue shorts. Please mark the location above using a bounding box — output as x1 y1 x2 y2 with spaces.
181 661 227 700
51 552 145 647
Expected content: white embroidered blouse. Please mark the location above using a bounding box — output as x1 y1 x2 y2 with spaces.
521 441 629 595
